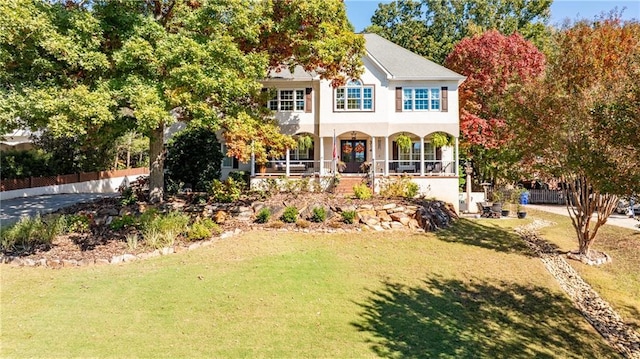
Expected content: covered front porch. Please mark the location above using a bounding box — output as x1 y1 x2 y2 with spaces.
250 131 459 178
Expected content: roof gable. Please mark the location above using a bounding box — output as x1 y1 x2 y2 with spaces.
363 33 464 81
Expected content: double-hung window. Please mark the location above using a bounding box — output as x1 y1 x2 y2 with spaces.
403 88 440 111
335 80 373 111
399 142 421 166
269 89 305 111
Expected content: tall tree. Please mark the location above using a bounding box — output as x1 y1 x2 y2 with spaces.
511 14 640 260
365 0 552 64
0 0 365 202
444 30 545 186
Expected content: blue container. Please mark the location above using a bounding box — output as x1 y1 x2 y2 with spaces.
520 191 530 205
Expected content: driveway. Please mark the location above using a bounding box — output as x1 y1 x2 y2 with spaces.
527 204 640 232
0 193 117 227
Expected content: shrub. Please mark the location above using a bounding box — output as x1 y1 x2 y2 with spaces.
126 233 139 251
187 222 213 241
0 214 55 251
165 125 223 191
120 187 137 206
296 219 310 228
0 149 52 180
281 206 299 223
143 228 163 249
142 211 189 247
208 178 242 203
268 220 285 229
228 171 249 190
187 217 221 241
353 183 372 200
341 210 357 224
379 176 419 198
310 207 327 223
65 214 91 233
405 181 419 198
255 208 271 224
109 214 136 231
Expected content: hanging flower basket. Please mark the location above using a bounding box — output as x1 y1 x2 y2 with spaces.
354 143 365 153
342 144 352 154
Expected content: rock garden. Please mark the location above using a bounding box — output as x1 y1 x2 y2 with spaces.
0 177 458 267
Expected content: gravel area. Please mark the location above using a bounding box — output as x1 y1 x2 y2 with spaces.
516 220 640 358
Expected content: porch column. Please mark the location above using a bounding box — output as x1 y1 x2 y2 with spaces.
455 136 459 176
319 137 325 175
384 136 389 176
420 137 425 176
371 136 376 176
285 147 290 177
250 141 255 177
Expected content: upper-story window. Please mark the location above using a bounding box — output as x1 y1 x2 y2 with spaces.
335 80 374 111
269 89 305 111
403 88 440 111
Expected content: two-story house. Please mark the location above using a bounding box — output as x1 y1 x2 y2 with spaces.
221 33 465 211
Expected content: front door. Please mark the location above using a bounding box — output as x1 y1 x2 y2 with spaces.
340 139 366 173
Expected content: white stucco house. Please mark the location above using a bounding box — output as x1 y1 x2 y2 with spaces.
221 33 465 211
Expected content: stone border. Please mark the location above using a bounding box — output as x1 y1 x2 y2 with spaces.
516 220 640 358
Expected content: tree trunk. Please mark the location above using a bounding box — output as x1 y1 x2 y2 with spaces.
148 124 165 203
564 176 618 258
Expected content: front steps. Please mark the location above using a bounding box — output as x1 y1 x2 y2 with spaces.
333 176 365 195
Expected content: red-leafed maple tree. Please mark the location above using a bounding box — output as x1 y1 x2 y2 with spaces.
512 14 640 261
444 30 545 185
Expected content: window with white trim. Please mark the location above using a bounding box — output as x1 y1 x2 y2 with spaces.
335 80 373 111
221 143 233 168
268 89 305 111
424 142 436 160
403 88 440 111
399 142 421 166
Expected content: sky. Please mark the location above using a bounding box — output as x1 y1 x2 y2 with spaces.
345 0 640 32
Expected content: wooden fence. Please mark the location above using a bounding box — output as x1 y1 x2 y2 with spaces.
0 167 149 192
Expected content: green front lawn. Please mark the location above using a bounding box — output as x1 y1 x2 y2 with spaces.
525 208 640 332
1 221 617 358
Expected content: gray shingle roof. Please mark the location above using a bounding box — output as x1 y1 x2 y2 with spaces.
363 33 465 80
267 65 315 80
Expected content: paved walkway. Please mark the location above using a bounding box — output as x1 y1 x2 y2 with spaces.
0 193 117 227
527 204 640 232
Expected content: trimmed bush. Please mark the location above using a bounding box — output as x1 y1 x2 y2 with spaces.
187 222 213 241
341 210 356 224
310 207 326 223
353 183 372 200
255 208 271 224
281 206 299 223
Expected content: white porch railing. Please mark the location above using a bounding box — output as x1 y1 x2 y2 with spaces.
253 159 457 177
256 160 319 176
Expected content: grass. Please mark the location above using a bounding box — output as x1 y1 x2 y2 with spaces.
1 220 618 358
521 208 640 332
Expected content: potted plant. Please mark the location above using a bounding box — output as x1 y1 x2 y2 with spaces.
297 135 313 151
396 133 412 151
430 132 453 147
513 188 527 218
